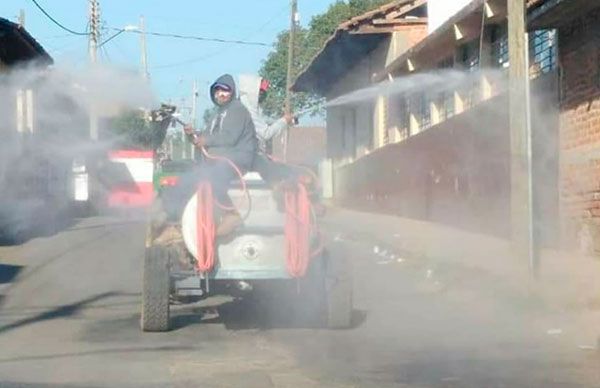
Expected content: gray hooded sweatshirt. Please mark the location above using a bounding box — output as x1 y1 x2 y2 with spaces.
200 74 257 169
238 74 288 151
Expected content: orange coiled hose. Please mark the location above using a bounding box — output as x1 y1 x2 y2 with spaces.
195 181 216 273
193 146 322 276
285 183 322 278
193 148 248 273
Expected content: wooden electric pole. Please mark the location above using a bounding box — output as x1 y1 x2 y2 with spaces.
18 9 25 27
140 15 149 80
507 0 537 276
191 80 198 159
285 0 297 115
88 0 100 141
283 0 298 160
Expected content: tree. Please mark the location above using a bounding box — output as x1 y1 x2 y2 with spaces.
110 109 168 150
259 0 390 118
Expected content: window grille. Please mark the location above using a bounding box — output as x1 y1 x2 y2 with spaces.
529 29 557 78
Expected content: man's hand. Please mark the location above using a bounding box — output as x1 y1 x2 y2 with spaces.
283 113 294 126
183 124 194 135
192 135 206 148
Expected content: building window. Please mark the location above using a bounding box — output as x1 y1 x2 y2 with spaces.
437 90 454 121
491 24 509 68
438 56 454 70
463 79 481 109
398 96 409 136
411 93 431 132
458 40 481 109
460 40 480 72
529 29 557 78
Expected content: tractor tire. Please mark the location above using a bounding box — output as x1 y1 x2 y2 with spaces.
293 255 327 327
141 245 171 332
324 250 353 329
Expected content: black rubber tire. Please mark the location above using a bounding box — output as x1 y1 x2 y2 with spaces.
324 251 353 329
141 245 171 332
292 256 327 327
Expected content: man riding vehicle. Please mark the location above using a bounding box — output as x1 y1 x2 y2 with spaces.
160 74 257 238
238 74 321 211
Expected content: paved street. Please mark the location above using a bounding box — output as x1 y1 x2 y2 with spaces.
0 215 599 387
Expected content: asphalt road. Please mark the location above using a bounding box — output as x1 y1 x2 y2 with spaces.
0 215 599 387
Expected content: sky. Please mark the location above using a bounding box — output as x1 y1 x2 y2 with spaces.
1 0 333 121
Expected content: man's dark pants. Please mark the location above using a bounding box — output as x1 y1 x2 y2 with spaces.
163 159 240 221
252 153 297 184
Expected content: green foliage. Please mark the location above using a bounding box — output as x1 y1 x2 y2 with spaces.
110 110 168 150
259 0 390 118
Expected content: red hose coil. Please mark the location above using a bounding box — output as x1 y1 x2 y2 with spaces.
195 181 216 272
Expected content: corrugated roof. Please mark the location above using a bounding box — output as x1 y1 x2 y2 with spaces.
0 17 53 66
338 0 423 30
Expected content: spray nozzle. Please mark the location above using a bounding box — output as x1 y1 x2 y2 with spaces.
148 103 177 123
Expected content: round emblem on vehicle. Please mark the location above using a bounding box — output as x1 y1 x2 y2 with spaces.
241 241 260 260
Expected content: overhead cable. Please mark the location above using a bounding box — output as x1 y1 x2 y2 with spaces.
111 27 270 47
29 0 90 36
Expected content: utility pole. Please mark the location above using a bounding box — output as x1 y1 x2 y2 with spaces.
191 80 198 159
140 15 149 80
507 0 536 277
89 0 100 140
180 97 187 160
18 9 25 27
283 0 298 160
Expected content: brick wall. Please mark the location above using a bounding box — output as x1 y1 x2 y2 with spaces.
272 126 326 168
558 10 600 252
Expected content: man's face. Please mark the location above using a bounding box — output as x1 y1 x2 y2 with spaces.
214 87 232 106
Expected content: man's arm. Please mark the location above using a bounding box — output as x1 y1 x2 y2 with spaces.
261 117 288 141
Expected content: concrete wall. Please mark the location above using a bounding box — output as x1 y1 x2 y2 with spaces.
325 40 390 169
334 74 560 242
324 26 428 171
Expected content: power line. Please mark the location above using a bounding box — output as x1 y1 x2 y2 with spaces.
249 5 288 37
151 49 223 70
29 0 90 36
111 27 270 47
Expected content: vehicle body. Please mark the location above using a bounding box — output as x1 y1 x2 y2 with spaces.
141 157 352 332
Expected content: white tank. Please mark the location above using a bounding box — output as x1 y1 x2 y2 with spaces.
428 0 473 34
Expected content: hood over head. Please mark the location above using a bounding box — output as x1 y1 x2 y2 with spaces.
210 74 237 106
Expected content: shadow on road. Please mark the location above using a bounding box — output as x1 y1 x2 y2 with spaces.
0 209 78 247
0 292 124 336
0 345 196 364
366 356 594 388
65 219 144 233
170 293 367 332
0 264 24 285
0 229 117 304
0 383 102 388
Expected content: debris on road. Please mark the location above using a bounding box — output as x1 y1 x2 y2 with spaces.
578 345 596 351
546 329 563 336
